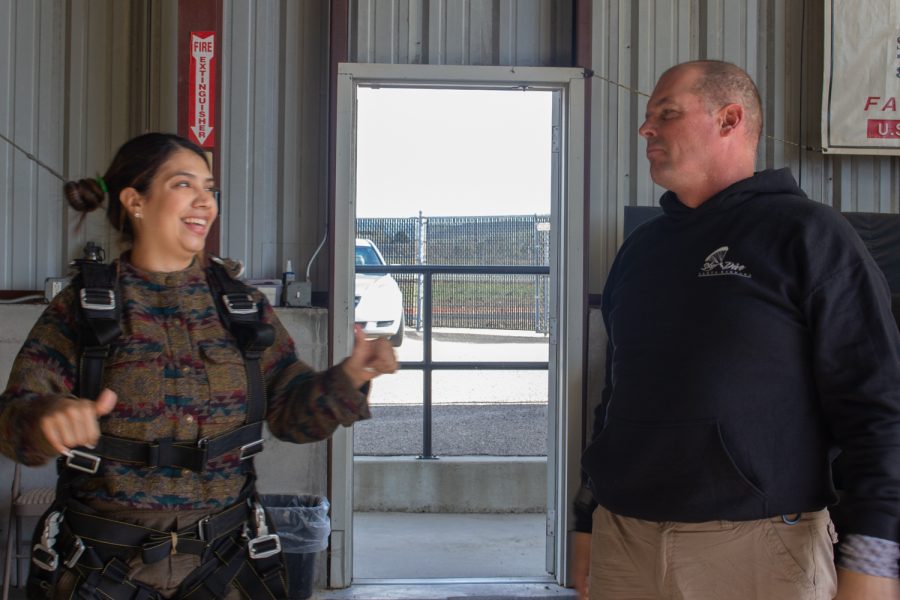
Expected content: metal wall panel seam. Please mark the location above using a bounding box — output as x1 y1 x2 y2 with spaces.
634 0 656 206
36 0 66 282
13 0 41 287
277 0 300 281
0 0 16 286
499 0 515 65
251 0 280 276
65 0 87 268
397 0 408 64
770 0 787 170
445 0 464 64
301 4 330 286
407 0 422 63
221 0 256 265
516 0 539 66
616 0 631 249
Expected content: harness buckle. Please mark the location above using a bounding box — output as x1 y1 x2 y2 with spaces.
223 293 257 315
32 511 63 571
79 288 116 311
239 439 264 460
246 501 281 559
66 449 101 474
31 543 59 571
197 516 210 542
64 537 85 568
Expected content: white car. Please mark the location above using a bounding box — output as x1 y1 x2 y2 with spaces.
355 239 405 346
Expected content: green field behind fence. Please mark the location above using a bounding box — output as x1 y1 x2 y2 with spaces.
357 215 551 332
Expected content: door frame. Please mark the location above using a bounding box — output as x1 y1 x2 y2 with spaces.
330 63 585 588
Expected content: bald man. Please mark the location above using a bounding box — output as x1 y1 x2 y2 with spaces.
573 60 900 600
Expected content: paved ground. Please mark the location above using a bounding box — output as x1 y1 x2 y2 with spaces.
370 329 549 406
354 404 547 456
358 329 550 456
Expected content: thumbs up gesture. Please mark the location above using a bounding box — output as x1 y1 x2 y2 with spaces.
39 388 117 457
340 325 399 389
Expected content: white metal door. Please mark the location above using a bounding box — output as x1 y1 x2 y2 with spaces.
331 64 584 588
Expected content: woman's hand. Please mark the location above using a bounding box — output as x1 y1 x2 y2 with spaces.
38 388 118 456
340 325 399 389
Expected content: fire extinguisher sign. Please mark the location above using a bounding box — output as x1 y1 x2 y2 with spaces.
188 31 216 148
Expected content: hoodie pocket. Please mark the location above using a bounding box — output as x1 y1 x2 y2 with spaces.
582 416 767 521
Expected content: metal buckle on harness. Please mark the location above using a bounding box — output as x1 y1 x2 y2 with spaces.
223 293 257 315
80 288 116 311
66 449 101 474
31 544 58 571
32 511 63 571
198 516 210 542
64 537 85 568
246 501 281 559
239 439 264 460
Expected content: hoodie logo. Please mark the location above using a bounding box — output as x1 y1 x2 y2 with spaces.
698 246 751 278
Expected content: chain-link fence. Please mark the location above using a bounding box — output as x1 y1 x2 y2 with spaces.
356 215 551 333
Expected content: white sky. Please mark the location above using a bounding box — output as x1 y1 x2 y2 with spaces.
355 87 553 218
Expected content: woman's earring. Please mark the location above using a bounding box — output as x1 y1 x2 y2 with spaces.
134 211 142 219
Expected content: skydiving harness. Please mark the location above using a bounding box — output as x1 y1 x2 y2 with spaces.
27 258 288 600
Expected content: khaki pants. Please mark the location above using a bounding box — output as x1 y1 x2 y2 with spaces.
589 505 838 600
54 508 244 600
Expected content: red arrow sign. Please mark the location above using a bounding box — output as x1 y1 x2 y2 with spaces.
188 32 216 148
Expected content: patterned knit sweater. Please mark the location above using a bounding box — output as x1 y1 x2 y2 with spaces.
0 256 370 511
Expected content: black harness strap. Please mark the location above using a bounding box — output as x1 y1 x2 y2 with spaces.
233 550 288 600
65 258 274 475
178 535 249 599
76 556 162 600
74 260 122 401
205 258 275 426
86 421 264 472
64 499 251 565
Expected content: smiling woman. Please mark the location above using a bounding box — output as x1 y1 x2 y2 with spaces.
119 149 219 272
0 132 398 599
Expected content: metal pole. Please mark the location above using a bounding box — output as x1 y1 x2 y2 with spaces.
533 215 539 333
418 270 436 459
416 211 426 332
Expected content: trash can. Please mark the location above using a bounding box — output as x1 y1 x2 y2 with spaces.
261 494 330 600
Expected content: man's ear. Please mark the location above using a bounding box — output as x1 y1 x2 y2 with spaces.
720 103 745 135
119 187 143 217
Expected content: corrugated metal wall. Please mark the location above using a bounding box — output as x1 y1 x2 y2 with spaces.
0 0 164 290
589 0 900 291
217 0 570 282
349 0 573 65
3 0 898 293
0 0 66 289
218 0 330 282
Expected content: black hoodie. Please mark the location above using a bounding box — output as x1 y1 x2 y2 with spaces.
581 169 900 543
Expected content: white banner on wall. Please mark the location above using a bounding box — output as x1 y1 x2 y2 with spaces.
822 0 900 155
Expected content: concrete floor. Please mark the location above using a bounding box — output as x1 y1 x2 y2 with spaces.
317 512 577 600
4 513 574 599
352 513 548 579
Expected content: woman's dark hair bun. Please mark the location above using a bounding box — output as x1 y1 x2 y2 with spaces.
63 178 105 213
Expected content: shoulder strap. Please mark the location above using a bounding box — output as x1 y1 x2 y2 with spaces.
74 260 121 401
205 259 275 425
59 259 275 478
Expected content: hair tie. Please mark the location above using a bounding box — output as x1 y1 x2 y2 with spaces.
95 176 109 195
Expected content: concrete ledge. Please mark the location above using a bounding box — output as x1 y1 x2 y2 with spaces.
353 456 546 513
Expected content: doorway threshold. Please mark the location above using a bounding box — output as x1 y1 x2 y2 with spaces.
318 578 575 600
